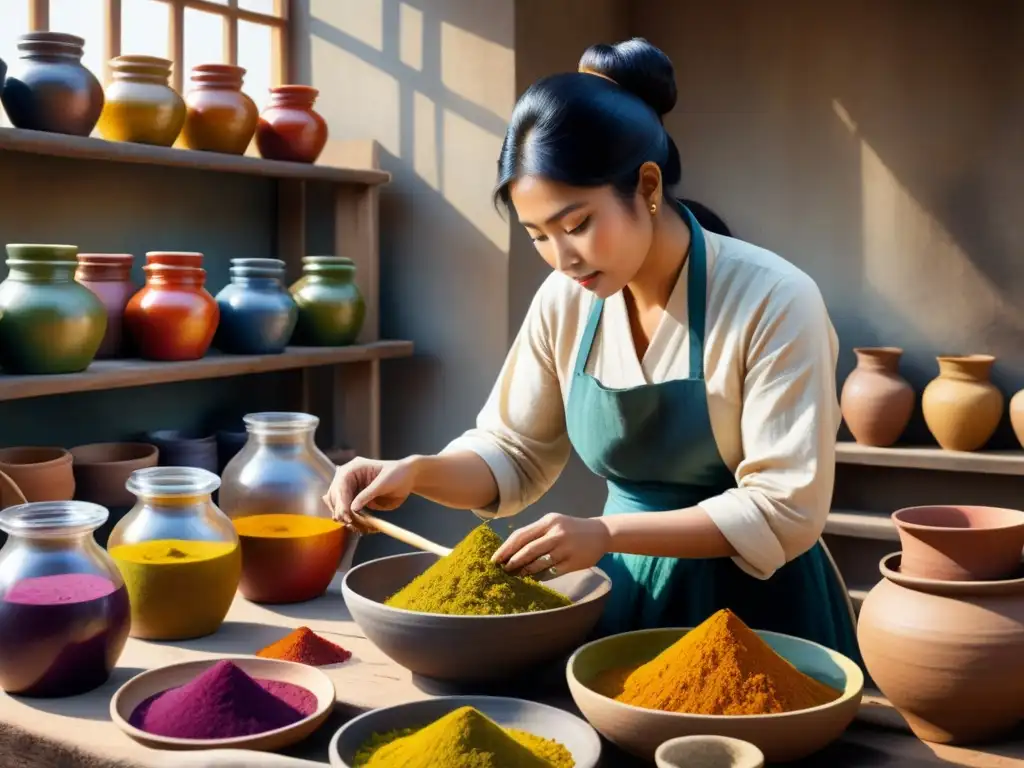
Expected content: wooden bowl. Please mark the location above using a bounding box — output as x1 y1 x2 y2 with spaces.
342 552 610 682
110 656 335 751
566 627 863 763
327 695 602 768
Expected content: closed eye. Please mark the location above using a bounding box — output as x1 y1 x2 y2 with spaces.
568 216 591 235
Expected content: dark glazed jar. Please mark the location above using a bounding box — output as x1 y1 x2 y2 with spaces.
0 244 107 374
0 32 104 136
214 258 298 354
289 256 365 346
181 64 258 155
255 85 328 163
124 264 219 361
75 254 136 359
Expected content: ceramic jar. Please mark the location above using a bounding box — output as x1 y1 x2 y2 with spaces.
181 64 258 155
0 244 107 374
145 251 203 268
255 85 328 163
220 412 345 603
0 501 131 697
840 347 914 447
0 33 104 136
124 263 219 361
214 258 298 354
290 256 365 346
921 355 1003 452
75 253 136 359
97 55 185 146
1009 389 1024 449
858 553 1024 744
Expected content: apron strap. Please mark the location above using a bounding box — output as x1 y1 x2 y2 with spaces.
574 296 604 378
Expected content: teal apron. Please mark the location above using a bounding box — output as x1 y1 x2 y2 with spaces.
564 203 861 665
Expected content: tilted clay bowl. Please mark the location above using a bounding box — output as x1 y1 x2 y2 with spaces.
656 735 765 768
566 627 863 763
0 446 74 502
342 551 610 682
328 695 601 768
892 504 1024 581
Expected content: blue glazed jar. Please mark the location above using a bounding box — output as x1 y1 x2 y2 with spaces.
213 258 297 355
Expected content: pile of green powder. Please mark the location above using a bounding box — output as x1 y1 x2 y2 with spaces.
384 524 572 616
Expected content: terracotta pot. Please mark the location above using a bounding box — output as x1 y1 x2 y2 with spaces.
124 264 219 361
893 505 1024 581
98 55 185 146
289 256 365 346
0 32 104 136
255 85 328 163
75 253 136 359
69 442 159 509
0 447 74 502
858 553 1024 744
181 64 258 155
0 244 107 374
921 355 1003 451
839 347 914 447
145 251 204 268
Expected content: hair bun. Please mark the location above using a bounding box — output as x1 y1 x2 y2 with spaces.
579 38 677 117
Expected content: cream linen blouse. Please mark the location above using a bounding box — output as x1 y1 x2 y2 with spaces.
442 229 841 580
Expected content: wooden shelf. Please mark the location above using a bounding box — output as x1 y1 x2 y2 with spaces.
0 342 413 401
825 509 898 541
0 127 391 187
836 441 1024 476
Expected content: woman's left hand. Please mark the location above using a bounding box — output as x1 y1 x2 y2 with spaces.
491 513 611 577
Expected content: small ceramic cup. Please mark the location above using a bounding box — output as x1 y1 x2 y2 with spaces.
655 735 765 768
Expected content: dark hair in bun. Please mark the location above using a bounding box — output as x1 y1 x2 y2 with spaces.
495 38 682 211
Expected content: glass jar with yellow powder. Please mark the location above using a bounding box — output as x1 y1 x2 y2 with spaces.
107 467 241 639
220 412 346 604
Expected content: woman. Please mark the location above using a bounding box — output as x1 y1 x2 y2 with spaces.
326 38 859 660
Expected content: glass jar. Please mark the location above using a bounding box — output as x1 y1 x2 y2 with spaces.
214 258 298 355
107 467 240 640
289 256 365 346
0 501 130 697
220 412 345 604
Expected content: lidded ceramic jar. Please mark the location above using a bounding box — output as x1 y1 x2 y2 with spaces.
0 501 131 697
921 355 1003 452
107 467 241 640
840 347 914 447
97 55 185 146
289 256 365 346
181 63 258 155
214 258 298 354
75 253 136 358
0 244 107 374
220 412 345 604
124 261 219 361
255 85 328 163
0 32 104 135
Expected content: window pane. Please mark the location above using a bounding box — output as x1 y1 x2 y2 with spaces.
122 0 169 59
240 0 276 14
0 0 30 128
183 7 226 80
238 21 273 111
50 0 106 82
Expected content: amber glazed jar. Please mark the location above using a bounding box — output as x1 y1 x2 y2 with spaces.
255 85 328 163
124 264 219 361
75 254 135 358
181 64 257 155
98 55 185 146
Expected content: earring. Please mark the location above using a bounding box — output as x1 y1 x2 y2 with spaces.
650 202 658 215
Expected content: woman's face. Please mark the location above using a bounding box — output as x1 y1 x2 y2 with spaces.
510 175 654 298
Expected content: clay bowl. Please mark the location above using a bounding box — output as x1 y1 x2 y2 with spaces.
893 504 1024 581
70 442 159 508
145 429 218 474
656 735 765 768
110 656 335 752
0 470 27 510
328 695 601 768
342 552 610 682
566 627 863 763
0 447 74 502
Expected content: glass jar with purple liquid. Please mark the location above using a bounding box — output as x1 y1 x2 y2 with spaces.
0 501 131 697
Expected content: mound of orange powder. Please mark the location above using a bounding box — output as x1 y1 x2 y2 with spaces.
256 626 352 667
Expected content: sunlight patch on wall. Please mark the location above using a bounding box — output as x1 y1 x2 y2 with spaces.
413 91 439 190
399 2 424 71
443 108 508 252
122 0 170 60
440 22 514 123
238 20 273 113
312 0 383 52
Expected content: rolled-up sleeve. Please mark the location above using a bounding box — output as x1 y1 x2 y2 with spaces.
441 286 571 518
699 273 841 579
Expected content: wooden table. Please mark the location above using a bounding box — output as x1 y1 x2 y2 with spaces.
1 589 1021 767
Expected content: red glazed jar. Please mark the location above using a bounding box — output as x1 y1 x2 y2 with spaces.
145 251 203 268
181 64 257 155
75 253 135 358
255 85 328 164
124 265 219 361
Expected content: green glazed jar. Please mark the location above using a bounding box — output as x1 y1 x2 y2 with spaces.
0 244 107 374
289 256 365 346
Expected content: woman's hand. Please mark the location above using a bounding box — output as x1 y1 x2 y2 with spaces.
323 457 419 532
491 513 611 577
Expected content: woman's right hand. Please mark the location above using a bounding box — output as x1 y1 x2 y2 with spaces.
323 456 419 532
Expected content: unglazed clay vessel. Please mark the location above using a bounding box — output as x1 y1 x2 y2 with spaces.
289 256 365 346
0 447 74 503
1009 389 1024 449
75 253 135 358
98 55 185 146
656 735 764 768
893 505 1024 581
255 85 328 163
840 347 914 447
921 355 1002 451
124 264 219 361
181 64 257 155
858 553 1024 744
